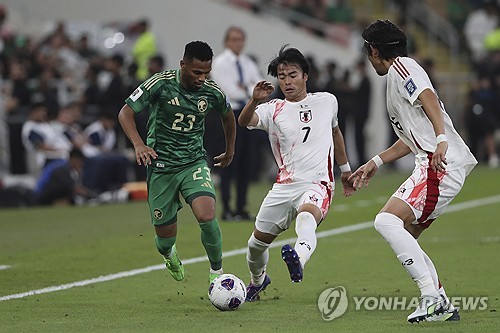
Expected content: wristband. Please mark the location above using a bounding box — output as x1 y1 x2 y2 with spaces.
371 155 383 168
436 134 447 144
339 162 351 173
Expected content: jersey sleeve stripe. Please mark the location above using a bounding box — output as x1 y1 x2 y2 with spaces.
144 72 175 90
394 58 410 79
203 80 226 98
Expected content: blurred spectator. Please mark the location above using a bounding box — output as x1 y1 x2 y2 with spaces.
148 54 165 75
352 60 371 167
6 59 32 114
463 0 498 66
100 53 126 117
30 68 62 119
130 19 157 81
21 103 71 174
76 33 100 64
447 0 471 32
464 75 499 168
82 113 129 193
305 55 321 92
484 22 500 51
50 102 86 152
34 148 94 205
83 113 117 157
325 0 354 24
211 26 263 220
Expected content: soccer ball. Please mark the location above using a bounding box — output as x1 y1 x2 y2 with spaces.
208 273 247 311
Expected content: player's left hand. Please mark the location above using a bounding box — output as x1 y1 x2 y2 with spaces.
348 160 379 190
214 151 234 168
340 171 356 197
432 141 448 173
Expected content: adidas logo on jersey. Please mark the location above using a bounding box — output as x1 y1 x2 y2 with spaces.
200 181 212 189
168 97 180 106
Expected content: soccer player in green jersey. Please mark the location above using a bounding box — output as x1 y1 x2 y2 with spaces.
118 41 236 285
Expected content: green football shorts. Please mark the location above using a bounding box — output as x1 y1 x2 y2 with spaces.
146 160 216 226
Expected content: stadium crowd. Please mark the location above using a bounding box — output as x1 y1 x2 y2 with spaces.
0 0 499 207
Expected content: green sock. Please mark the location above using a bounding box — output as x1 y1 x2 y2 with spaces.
154 235 176 258
199 219 222 270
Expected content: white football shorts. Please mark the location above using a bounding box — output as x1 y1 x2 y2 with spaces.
392 166 466 228
255 181 333 236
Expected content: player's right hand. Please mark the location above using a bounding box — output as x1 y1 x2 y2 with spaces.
134 144 158 166
214 151 234 168
252 80 274 102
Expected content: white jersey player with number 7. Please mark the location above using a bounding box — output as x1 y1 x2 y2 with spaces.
349 20 477 323
238 45 355 302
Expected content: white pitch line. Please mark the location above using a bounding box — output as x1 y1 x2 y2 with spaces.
0 265 12 270
1 194 499 302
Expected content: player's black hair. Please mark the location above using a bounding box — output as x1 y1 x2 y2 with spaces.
267 45 310 77
362 20 407 60
183 41 213 62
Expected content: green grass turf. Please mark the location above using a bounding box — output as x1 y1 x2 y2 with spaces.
0 166 499 332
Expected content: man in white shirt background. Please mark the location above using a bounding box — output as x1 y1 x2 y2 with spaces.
209 26 264 220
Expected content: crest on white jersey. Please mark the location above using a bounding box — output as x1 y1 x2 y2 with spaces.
299 110 312 123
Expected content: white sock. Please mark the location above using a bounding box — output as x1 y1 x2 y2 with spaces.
421 249 439 290
294 211 317 268
246 233 270 286
374 212 439 298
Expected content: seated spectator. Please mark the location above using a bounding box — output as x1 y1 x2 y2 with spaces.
82 113 129 193
21 102 71 174
34 148 94 205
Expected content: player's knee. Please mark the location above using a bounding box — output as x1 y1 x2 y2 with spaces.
295 211 317 232
247 233 270 253
374 212 403 235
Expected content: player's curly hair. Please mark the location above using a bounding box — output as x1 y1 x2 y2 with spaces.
267 44 309 77
362 20 407 60
184 41 213 62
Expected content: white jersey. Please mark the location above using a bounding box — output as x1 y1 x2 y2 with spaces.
249 92 338 184
386 57 477 174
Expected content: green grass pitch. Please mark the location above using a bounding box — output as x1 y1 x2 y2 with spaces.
0 166 499 332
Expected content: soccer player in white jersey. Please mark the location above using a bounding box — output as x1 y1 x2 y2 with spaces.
349 20 478 323
238 45 355 302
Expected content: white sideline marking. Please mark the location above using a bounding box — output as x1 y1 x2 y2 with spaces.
0 265 11 270
1 194 499 302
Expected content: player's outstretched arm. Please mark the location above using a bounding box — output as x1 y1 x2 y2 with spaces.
214 109 236 168
118 104 157 166
349 139 411 189
238 80 274 127
332 126 355 197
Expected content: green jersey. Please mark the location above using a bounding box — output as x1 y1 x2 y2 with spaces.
126 69 230 173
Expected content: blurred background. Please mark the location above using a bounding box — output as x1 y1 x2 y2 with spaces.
0 0 498 208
